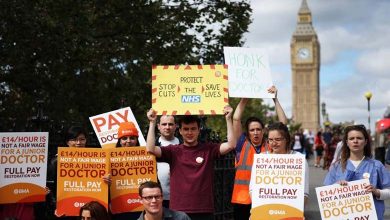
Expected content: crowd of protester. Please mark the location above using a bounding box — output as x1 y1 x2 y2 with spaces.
1 86 390 220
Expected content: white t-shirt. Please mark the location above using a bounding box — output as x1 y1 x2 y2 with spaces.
293 135 302 150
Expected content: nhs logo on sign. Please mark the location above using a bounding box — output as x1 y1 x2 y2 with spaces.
181 95 201 103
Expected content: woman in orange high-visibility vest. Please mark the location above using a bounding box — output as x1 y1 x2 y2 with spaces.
231 86 287 220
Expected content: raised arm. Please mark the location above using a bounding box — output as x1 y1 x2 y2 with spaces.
233 98 248 140
220 105 237 155
146 109 162 157
268 86 288 125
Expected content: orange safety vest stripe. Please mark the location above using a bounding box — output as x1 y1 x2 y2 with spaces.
231 138 265 204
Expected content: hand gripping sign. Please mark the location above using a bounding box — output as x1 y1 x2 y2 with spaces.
152 65 229 115
0 132 48 204
90 107 146 148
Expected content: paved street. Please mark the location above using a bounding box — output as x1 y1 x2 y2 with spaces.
304 157 390 219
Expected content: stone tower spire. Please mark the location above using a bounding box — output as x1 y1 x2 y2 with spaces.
299 0 311 15
293 0 316 36
290 0 321 132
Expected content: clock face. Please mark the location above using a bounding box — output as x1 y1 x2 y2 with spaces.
297 47 310 59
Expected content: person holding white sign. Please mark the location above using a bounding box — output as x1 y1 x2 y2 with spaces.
146 105 236 220
324 125 390 220
231 86 287 220
266 122 310 200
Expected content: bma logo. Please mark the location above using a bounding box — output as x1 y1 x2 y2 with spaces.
181 95 201 103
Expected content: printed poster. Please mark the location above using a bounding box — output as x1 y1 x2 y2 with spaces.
56 147 109 216
223 47 274 98
250 154 305 220
152 65 229 115
316 179 378 220
90 107 146 148
0 132 48 204
109 147 157 214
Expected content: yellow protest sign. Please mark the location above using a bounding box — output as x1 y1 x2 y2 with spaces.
56 147 109 216
152 65 229 115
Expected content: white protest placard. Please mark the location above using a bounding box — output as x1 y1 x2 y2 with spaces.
250 153 305 220
89 107 146 148
0 132 48 203
316 179 378 220
223 47 274 98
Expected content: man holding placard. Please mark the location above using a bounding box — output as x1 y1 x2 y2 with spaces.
146 105 236 220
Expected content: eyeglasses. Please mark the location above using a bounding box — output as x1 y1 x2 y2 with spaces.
69 138 86 142
141 195 163 202
121 136 137 141
267 138 285 144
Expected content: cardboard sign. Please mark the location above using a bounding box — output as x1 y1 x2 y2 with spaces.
56 147 109 216
109 147 157 214
223 47 274 98
316 179 378 220
250 154 305 220
0 132 48 204
152 65 229 115
89 107 146 148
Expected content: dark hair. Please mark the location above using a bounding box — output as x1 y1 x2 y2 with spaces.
157 115 177 124
267 122 291 150
64 126 87 145
178 115 200 129
341 125 372 171
139 181 163 197
115 137 140 147
245 117 264 133
79 201 110 220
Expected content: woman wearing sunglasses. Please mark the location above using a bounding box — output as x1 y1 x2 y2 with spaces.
324 125 390 220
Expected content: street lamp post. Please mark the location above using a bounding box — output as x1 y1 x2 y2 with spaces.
364 92 372 131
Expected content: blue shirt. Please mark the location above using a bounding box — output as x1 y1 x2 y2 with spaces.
324 158 390 220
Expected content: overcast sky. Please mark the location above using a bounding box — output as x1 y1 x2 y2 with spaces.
243 0 390 131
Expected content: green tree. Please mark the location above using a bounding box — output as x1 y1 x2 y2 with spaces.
206 97 285 139
0 0 252 132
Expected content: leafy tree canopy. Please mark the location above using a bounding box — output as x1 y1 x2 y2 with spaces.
1 0 254 134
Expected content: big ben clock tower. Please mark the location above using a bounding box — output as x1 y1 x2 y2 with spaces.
291 0 320 131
